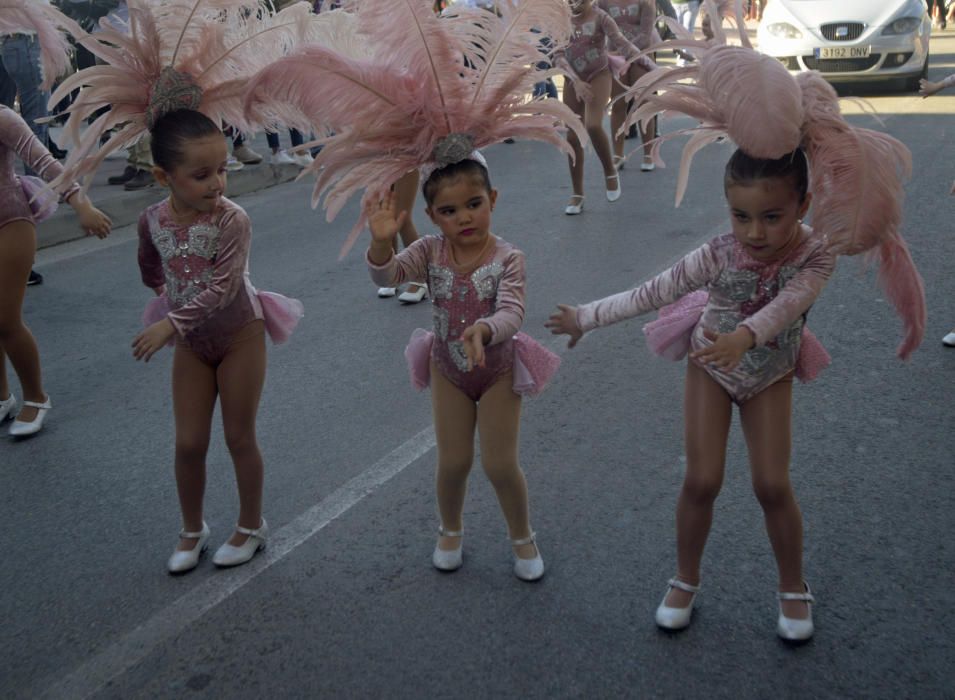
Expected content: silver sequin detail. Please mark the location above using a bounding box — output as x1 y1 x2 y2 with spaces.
471 262 503 302
716 311 745 335
428 263 454 300
448 341 470 372
433 306 450 341
714 269 760 302
152 222 220 308
775 316 804 349
740 346 774 374
778 266 799 290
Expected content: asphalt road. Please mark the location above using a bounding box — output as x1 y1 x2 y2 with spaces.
2 39 954 700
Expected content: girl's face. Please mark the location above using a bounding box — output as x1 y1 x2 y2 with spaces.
153 134 228 220
425 177 498 258
726 176 811 261
569 0 590 15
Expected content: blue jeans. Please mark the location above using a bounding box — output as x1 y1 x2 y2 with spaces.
0 34 49 146
267 129 304 150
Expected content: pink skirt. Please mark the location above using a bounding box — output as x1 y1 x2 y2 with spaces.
20 176 58 223
642 290 830 382
142 291 304 348
404 329 560 398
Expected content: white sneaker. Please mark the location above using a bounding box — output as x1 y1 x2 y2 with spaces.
233 144 263 164
0 394 16 422
270 149 297 166
225 156 244 172
292 151 314 168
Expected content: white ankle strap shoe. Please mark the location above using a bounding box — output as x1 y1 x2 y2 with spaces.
213 518 268 567
655 577 700 630
511 532 544 582
9 396 51 437
432 525 463 572
0 394 17 422
167 522 210 574
777 582 814 641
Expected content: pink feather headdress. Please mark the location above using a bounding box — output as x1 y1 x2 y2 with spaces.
47 0 328 188
621 0 924 358
0 0 84 89
243 0 586 257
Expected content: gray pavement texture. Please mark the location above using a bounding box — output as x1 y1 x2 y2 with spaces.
2 34 955 700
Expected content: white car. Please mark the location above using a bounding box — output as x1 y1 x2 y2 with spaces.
757 0 931 91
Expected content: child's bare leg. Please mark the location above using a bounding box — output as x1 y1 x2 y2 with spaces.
584 70 617 180
739 376 808 619
563 81 586 200
0 221 45 421
218 322 267 545
610 78 628 159
172 344 218 551
667 361 732 607
477 373 535 558
430 365 477 549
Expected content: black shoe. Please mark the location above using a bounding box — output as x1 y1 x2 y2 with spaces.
107 165 138 185
47 138 67 160
27 270 43 286
625 124 638 140
123 170 154 190
504 137 515 144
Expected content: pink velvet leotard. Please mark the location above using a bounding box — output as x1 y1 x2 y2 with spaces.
598 0 660 50
138 197 269 365
0 105 79 229
555 7 646 83
369 235 527 401
576 228 835 403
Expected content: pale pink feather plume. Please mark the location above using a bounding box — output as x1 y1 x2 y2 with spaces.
0 0 85 89
243 0 585 258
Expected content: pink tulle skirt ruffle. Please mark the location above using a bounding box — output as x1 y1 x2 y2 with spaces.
20 176 58 223
642 290 830 382
608 54 628 79
404 329 560 398
141 291 304 347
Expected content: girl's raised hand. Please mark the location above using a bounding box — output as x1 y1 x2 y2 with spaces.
132 318 175 363
366 190 408 244
689 327 755 371
919 79 942 98
545 304 583 348
460 323 490 371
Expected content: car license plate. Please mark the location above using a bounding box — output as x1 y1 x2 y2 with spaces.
814 46 871 59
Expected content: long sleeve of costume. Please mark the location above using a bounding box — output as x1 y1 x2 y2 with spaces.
0 106 79 200
601 10 639 61
635 0 656 49
137 211 165 290
477 248 526 345
739 241 834 346
941 73 955 89
577 242 721 332
366 237 430 287
166 207 251 337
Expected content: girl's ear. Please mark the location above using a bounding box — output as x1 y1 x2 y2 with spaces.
425 205 438 226
152 166 170 188
798 191 812 220
489 188 498 211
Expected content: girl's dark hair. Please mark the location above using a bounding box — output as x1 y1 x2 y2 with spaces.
724 147 809 203
150 109 222 171
422 158 493 205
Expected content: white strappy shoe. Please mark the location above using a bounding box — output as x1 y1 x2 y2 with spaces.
564 195 585 215
655 578 700 630
606 172 621 202
0 394 17 422
9 396 51 437
511 532 544 582
612 154 626 171
167 521 210 574
213 518 268 567
432 525 463 571
777 582 815 641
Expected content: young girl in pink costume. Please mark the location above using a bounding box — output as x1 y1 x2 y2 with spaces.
549 36 924 640
244 0 580 577
48 1 312 573
598 0 659 172
0 2 112 438
554 0 654 214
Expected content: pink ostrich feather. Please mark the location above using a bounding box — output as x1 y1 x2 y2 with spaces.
0 0 84 89
243 0 585 258
47 0 323 189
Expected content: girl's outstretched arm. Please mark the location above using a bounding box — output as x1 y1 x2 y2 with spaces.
920 73 955 97
365 191 429 288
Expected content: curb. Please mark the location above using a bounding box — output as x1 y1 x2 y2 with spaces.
38 162 302 250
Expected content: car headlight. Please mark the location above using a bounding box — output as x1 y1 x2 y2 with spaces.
882 17 921 35
764 22 803 39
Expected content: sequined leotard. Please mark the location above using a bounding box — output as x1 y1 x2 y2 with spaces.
0 105 79 230
138 197 268 365
598 0 660 50
555 7 648 83
369 235 527 401
576 228 835 403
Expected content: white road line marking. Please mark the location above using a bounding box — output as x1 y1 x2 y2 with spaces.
36 426 437 700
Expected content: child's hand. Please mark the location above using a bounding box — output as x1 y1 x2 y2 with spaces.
460 323 491 371
366 190 407 244
69 193 112 238
132 318 175 363
689 326 754 371
545 304 583 348
919 79 942 98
